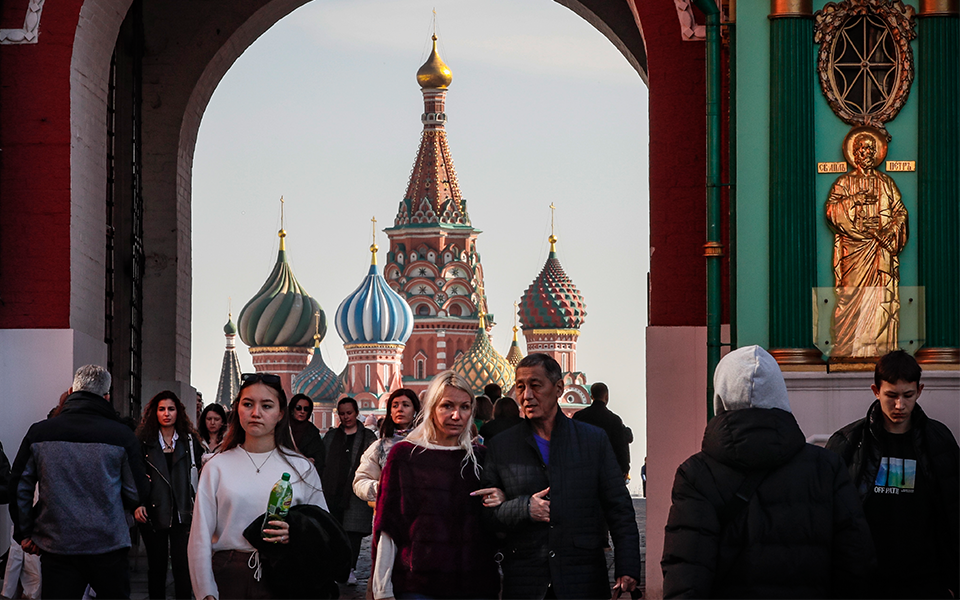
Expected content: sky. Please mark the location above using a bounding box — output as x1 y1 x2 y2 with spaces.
191 0 650 491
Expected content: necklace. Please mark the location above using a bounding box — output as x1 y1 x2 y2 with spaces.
240 445 275 474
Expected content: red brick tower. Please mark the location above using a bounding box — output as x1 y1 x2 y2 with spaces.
384 35 491 395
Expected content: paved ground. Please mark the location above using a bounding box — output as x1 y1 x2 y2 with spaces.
122 497 647 599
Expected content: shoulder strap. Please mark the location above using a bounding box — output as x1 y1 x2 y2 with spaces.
288 424 301 453
717 469 769 527
188 434 197 465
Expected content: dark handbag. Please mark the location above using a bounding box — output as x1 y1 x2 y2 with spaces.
242 504 352 599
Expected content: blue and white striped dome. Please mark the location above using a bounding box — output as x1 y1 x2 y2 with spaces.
335 247 414 345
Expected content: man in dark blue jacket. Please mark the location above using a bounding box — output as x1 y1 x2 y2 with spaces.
8 365 150 599
481 353 640 599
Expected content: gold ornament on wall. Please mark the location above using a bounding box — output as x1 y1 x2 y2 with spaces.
814 0 916 133
825 126 908 358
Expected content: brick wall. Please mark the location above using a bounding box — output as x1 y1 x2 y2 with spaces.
0 0 83 329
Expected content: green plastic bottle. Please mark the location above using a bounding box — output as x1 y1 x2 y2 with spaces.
262 472 293 539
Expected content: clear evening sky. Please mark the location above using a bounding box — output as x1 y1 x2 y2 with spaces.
191 0 650 489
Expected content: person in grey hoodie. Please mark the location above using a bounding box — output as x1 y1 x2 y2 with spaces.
661 346 875 598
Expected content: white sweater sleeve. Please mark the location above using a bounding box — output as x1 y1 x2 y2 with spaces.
371 532 396 600
188 458 220 600
353 442 383 503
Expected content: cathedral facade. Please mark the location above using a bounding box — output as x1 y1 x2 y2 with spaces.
231 35 593 423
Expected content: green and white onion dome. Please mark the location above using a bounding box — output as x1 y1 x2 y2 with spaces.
335 245 414 345
238 232 326 347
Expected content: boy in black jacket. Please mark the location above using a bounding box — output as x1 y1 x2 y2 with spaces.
827 350 959 599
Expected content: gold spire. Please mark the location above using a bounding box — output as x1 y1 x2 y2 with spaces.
512 300 519 341
278 196 287 251
370 216 379 265
417 33 453 89
548 203 558 252
477 281 487 329
313 310 322 348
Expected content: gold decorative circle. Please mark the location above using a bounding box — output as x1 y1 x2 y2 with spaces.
842 125 888 166
814 1 916 128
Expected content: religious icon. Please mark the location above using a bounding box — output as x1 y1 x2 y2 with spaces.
825 126 908 358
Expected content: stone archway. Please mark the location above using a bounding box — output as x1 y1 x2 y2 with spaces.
3 2 713 596
67 0 650 405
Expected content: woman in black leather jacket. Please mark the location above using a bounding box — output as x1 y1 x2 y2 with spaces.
134 390 203 599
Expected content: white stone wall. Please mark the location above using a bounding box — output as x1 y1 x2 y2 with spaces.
69 0 130 341
787 370 960 442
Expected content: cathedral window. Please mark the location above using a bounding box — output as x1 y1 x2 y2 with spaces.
449 305 462 316
416 359 425 380
417 304 430 316
365 364 371 388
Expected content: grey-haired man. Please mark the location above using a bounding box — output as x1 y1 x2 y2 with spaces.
8 365 149 599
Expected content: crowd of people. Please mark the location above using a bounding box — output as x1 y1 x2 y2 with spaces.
0 354 641 600
0 347 955 600
661 347 959 599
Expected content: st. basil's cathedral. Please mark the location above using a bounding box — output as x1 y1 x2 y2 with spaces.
218 36 592 429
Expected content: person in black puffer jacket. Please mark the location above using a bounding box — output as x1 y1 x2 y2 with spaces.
662 346 875 598
826 350 959 599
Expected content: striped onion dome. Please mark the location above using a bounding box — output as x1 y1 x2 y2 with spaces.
238 231 326 347
335 245 414 345
292 344 343 403
453 316 515 396
519 236 586 330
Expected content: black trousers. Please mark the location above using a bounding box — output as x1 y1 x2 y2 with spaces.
40 547 130 599
140 523 192 599
347 531 365 569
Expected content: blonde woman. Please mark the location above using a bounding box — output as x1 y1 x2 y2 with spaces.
371 371 501 600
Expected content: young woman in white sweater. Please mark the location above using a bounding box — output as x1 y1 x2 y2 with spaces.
187 373 327 600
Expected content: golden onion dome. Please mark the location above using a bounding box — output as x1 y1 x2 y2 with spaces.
417 35 453 89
